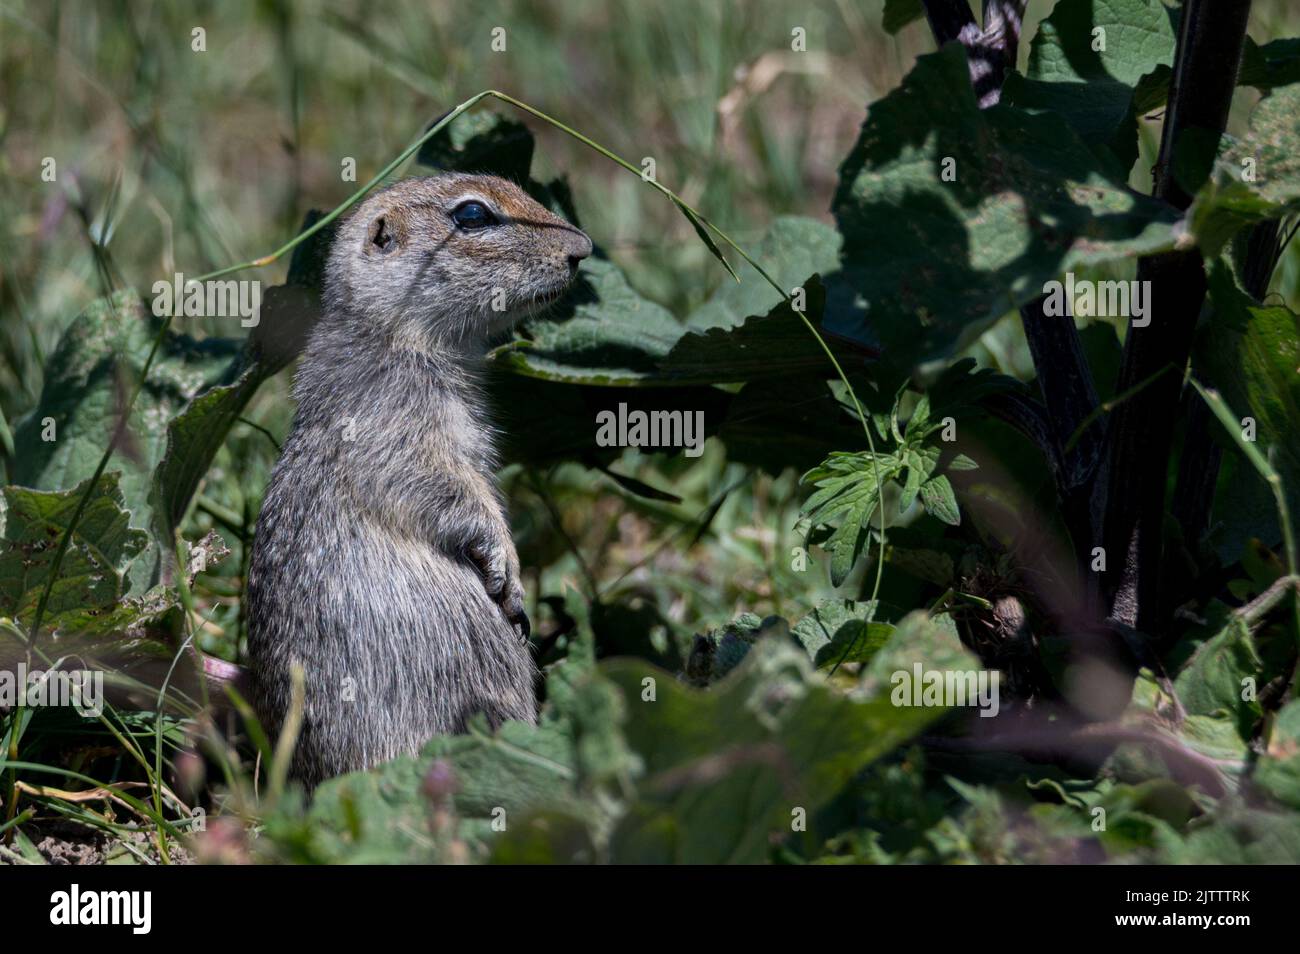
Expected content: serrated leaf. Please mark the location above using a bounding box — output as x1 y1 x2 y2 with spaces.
899 445 940 514
11 291 241 592
0 474 147 632
603 632 965 863
919 474 961 525
904 392 931 438
801 450 899 586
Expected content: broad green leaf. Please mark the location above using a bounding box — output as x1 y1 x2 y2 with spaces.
859 611 975 694
1172 611 1263 739
151 365 266 541
927 356 1027 418
603 627 970 863
1256 700 1300 809
830 45 1179 373
683 612 789 686
263 715 583 864
714 376 864 476
11 291 241 591
415 110 536 184
1239 37 1300 92
0 474 147 633
884 523 962 586
489 256 684 384
792 599 893 668
660 277 867 383
1152 805 1300 863
684 216 842 331
1186 83 1300 257
1003 0 1178 172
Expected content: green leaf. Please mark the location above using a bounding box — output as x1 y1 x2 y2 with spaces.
792 599 893 668
904 392 931 438
0 474 148 632
830 45 1179 373
10 291 241 592
715 376 864 476
899 445 940 514
151 365 267 541
1239 37 1300 92
489 257 684 385
860 611 976 693
415 110 536 184
684 216 841 331
919 474 961 525
264 715 583 864
604 628 969 863
1186 83 1300 257
661 277 864 383
1256 700 1300 809
1002 0 1178 173
1173 612 1264 739
882 0 924 35
884 523 961 586
927 356 1026 418
672 198 737 281
683 612 789 686
801 451 897 586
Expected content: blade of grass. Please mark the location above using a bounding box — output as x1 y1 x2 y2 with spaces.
1190 377 1300 694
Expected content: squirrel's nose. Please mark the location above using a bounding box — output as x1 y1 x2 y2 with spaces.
564 229 593 272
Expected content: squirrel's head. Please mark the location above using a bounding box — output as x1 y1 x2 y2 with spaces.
324 173 593 349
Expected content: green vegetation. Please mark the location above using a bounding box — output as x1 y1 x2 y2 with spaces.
2 0 1300 865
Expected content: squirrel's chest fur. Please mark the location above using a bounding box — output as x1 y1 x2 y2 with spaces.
245 332 536 788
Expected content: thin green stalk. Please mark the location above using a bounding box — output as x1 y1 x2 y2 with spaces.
1190 378 1300 694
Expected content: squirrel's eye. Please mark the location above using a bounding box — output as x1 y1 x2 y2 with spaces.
451 200 497 230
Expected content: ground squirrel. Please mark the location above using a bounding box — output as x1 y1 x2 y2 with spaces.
246 174 592 788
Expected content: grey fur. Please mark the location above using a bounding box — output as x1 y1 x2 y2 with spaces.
247 174 592 788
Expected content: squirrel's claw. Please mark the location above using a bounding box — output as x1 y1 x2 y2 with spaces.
467 538 530 640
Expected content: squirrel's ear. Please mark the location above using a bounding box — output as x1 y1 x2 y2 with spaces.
366 215 400 255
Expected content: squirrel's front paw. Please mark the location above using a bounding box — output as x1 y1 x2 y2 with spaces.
466 534 531 639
